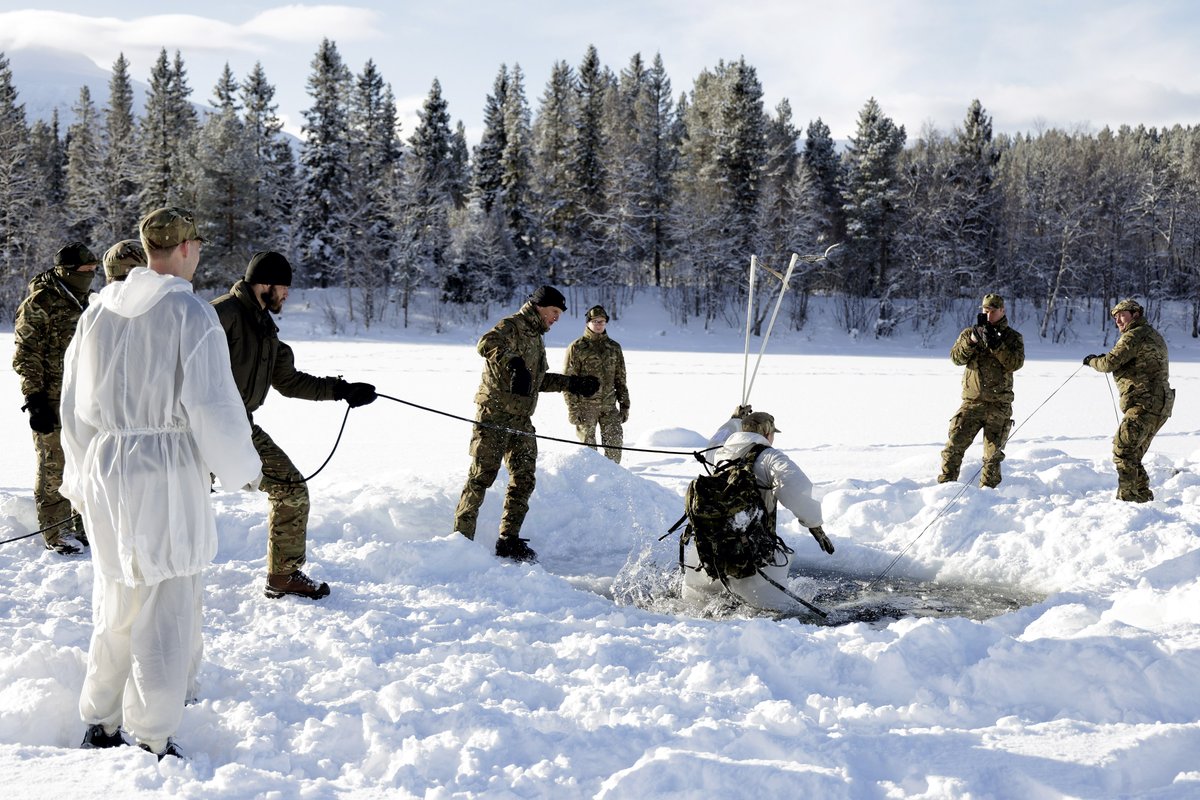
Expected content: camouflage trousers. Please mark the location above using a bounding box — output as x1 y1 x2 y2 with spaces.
1113 400 1171 502
453 409 537 541
251 424 309 575
939 401 1013 488
573 408 624 464
32 429 82 546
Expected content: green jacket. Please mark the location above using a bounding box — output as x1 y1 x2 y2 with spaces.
950 317 1024 405
563 328 629 419
474 301 570 417
211 280 339 415
1089 317 1173 414
12 269 91 399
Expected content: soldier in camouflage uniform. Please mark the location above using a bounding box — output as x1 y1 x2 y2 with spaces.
939 293 1025 488
453 286 599 562
101 239 145 283
564 305 630 463
212 251 377 599
1083 299 1174 502
12 242 99 554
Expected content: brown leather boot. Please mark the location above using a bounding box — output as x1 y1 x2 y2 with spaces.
265 570 330 599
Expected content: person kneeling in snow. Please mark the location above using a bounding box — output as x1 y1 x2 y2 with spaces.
61 207 262 759
706 407 834 557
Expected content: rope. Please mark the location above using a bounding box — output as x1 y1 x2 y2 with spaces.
0 513 81 546
261 404 352 485
866 364 1085 587
377 392 719 458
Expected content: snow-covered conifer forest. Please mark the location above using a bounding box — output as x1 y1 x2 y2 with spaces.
2 42 1199 340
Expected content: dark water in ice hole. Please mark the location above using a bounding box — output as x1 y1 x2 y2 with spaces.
571 563 1045 627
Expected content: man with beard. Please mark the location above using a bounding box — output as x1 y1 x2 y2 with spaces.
212 251 377 599
12 241 99 554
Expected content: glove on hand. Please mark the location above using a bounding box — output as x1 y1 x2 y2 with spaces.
568 375 600 397
732 404 753 419
509 357 533 396
972 313 990 349
620 404 630 424
333 380 377 408
22 392 57 434
809 525 835 555
985 326 1002 349
1083 354 1100 367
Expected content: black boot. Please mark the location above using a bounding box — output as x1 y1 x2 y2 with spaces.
80 724 125 749
495 536 538 563
139 739 184 760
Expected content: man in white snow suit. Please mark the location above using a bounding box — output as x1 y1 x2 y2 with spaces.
453 285 600 563
61 207 262 759
706 406 835 557
564 304 630 463
212 251 377 600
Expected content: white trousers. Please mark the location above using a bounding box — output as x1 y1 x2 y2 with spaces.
79 572 203 751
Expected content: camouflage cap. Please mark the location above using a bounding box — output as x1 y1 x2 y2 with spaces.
982 293 1005 309
139 206 204 250
102 239 146 282
1111 298 1144 317
585 304 609 321
742 411 781 437
54 241 99 268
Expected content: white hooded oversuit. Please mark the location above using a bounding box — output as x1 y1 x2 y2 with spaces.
60 266 261 751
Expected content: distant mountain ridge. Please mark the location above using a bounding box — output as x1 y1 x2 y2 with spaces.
5 47 152 126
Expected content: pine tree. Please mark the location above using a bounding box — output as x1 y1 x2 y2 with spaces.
642 54 677 287
841 97 906 308
531 60 576 282
569 45 612 284
137 49 198 212
472 65 509 214
96 53 140 246
603 52 652 292
297 38 353 287
347 58 402 322
801 118 844 246
0 52 38 310
64 85 103 242
240 62 294 256
499 63 538 281
398 78 457 327
193 64 256 288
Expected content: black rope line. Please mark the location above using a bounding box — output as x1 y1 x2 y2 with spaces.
866 364 1085 588
260 404 353 486
0 513 81 546
376 392 719 459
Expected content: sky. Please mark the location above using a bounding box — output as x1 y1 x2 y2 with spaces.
2 1 1200 145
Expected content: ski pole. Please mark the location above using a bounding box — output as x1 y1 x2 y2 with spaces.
745 253 798 402
756 568 828 619
741 255 757 406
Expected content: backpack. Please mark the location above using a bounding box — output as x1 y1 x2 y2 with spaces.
670 444 793 582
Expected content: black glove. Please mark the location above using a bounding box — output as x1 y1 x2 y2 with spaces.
1083 354 1100 367
733 404 752 419
22 392 57 434
568 375 600 397
509 357 533 396
333 380 377 408
809 526 835 555
620 404 630 424
972 313 989 349
985 326 1002 349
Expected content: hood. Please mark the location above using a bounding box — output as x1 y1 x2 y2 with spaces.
97 267 192 318
716 430 771 462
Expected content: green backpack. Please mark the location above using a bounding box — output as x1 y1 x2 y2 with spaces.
671 444 793 582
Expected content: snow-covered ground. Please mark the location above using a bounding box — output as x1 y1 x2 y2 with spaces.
1 290 1198 799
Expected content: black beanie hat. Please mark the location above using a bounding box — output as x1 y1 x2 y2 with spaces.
529 285 567 311
54 241 99 269
245 251 293 286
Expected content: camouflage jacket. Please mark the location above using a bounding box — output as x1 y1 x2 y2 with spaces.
1089 317 1172 414
12 269 91 399
474 301 570 417
563 328 629 418
211 280 339 415
950 317 1024 405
